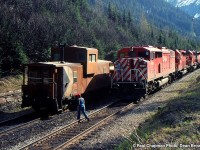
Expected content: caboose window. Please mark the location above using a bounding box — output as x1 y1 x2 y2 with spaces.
73 71 77 83
78 52 85 61
89 54 96 62
28 68 42 84
103 67 107 73
52 53 60 61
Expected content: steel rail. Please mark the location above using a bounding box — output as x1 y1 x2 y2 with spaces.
0 117 40 136
19 99 121 150
54 102 136 150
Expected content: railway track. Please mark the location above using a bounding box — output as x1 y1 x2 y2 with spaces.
0 113 40 136
19 98 139 150
1 70 197 149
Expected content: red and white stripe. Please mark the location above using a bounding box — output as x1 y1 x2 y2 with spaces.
113 58 147 82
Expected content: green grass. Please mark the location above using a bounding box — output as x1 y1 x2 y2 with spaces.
116 76 200 150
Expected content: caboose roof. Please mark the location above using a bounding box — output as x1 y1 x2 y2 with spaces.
27 62 82 67
68 45 98 51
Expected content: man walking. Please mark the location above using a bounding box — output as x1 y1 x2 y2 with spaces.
77 94 89 122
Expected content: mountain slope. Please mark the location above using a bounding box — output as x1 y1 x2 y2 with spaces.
1 0 200 76
88 0 200 37
165 0 200 19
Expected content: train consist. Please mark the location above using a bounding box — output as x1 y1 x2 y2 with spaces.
21 45 113 112
111 46 200 100
21 44 200 112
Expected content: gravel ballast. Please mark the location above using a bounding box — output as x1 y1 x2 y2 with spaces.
72 69 200 149
0 69 199 149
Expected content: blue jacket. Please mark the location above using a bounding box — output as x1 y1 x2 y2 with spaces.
78 97 85 107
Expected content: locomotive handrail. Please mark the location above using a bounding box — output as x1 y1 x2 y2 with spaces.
111 69 123 88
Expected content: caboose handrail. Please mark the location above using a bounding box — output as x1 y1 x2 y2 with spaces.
28 77 54 84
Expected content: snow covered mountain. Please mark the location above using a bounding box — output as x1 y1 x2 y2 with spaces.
165 0 200 18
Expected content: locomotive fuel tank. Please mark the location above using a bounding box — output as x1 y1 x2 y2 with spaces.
157 77 169 87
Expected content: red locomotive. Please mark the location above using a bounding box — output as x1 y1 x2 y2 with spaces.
197 51 200 67
175 49 188 77
111 45 199 100
22 45 113 112
187 50 197 71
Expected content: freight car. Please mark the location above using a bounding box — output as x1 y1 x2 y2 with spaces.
111 45 199 100
22 45 113 112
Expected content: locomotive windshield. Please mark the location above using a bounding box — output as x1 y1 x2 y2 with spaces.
138 51 149 59
119 52 128 58
128 51 136 57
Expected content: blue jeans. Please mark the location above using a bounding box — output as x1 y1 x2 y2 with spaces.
77 106 89 120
